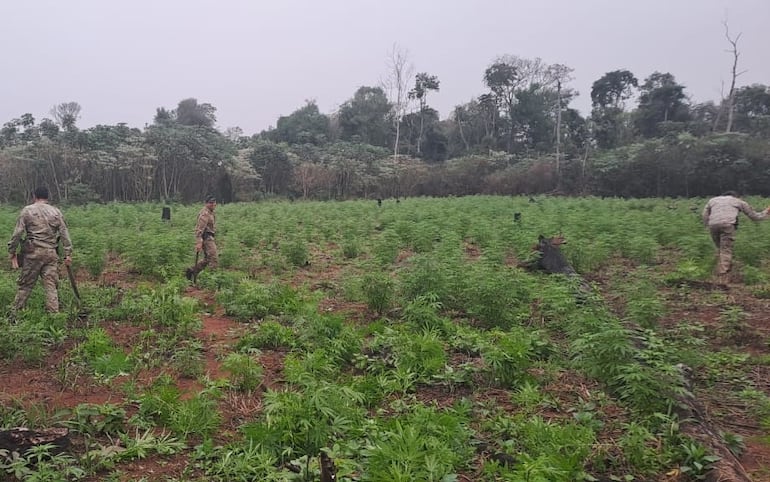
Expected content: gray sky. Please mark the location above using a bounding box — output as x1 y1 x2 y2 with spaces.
2 0 769 135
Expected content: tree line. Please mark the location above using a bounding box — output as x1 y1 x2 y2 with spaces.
1 51 769 204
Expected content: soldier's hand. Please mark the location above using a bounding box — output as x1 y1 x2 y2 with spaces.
195 242 203 253
64 255 72 267
10 254 19 270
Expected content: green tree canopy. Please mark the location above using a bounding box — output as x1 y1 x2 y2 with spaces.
337 86 392 147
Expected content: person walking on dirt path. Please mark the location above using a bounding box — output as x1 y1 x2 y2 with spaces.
7 186 73 313
186 195 218 281
702 191 770 283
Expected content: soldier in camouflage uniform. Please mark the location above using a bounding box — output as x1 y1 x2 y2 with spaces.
702 191 770 283
7 187 73 313
186 195 218 280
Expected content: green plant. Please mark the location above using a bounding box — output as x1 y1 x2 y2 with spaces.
219 280 303 321
116 428 186 461
402 294 452 335
511 381 553 415
172 339 205 379
430 363 477 392
282 238 309 267
221 353 263 391
0 403 28 429
70 327 133 379
678 441 721 480
63 403 127 437
372 229 401 265
133 375 222 438
361 272 394 315
481 328 538 387
197 441 282 481
457 262 531 328
169 392 222 439
718 305 747 340
0 444 86 481
236 320 296 350
721 431 745 457
341 237 361 259
363 404 473 482
241 381 366 461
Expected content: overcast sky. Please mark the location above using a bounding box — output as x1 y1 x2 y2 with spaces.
2 0 768 135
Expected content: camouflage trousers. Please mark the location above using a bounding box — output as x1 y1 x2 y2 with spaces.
191 238 218 274
15 248 60 313
709 223 736 276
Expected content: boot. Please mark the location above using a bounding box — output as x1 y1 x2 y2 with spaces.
185 267 195 281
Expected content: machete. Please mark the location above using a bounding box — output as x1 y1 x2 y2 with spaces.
66 264 81 303
193 251 199 284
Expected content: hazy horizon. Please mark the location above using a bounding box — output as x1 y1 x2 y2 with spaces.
2 0 769 136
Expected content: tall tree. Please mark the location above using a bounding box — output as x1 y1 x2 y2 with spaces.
337 86 392 147
546 64 574 187
248 140 293 195
175 98 217 128
590 70 638 149
270 100 330 145
382 44 414 158
591 70 638 109
154 107 174 126
50 102 81 132
484 55 548 153
634 72 690 138
39 118 60 139
732 84 770 134
720 20 746 133
408 72 440 155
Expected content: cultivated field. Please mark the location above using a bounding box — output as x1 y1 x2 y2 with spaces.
1 196 770 481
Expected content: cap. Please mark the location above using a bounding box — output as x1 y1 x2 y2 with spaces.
205 195 216 203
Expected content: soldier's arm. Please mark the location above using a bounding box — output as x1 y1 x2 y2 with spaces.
7 211 27 254
738 200 769 221
58 215 73 257
701 202 711 226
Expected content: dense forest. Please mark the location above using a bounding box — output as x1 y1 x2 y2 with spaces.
1 53 769 204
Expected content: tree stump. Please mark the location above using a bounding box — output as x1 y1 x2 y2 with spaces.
0 427 70 455
320 450 337 482
531 234 576 275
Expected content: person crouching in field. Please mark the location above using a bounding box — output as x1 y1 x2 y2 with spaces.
186 195 218 281
7 186 73 313
702 191 770 284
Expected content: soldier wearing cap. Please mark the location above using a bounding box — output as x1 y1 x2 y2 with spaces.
7 187 73 313
186 195 218 280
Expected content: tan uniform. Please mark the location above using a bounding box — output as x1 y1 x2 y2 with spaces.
190 206 217 274
702 195 768 276
7 202 72 312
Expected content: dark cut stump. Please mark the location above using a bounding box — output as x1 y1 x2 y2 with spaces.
0 427 70 455
320 450 337 482
532 234 576 275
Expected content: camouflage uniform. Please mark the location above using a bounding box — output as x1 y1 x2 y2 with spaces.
187 204 217 277
702 195 768 278
7 202 72 312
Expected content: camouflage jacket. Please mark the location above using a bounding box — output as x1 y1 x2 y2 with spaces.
702 195 768 227
194 207 216 241
8 202 72 256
